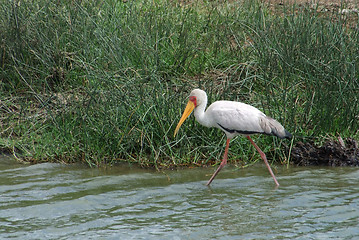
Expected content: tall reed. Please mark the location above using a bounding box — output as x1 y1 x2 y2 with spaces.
248 5 359 136
1 0 358 166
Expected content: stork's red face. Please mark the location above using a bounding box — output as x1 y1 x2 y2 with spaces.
189 96 197 107
174 95 197 137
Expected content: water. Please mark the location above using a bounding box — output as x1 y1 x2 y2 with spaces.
1 155 358 240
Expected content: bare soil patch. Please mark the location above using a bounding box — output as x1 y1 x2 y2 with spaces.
264 0 358 28
264 0 358 10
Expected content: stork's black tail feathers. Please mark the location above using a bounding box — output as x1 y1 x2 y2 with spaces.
261 117 292 139
281 129 293 139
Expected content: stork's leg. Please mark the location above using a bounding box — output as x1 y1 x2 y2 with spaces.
246 136 280 186
206 138 231 186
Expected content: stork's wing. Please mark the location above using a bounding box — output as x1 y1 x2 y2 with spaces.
207 101 266 135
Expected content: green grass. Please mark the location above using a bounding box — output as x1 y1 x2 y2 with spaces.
1 0 358 167
251 5 359 136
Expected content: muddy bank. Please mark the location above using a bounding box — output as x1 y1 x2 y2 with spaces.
291 137 359 166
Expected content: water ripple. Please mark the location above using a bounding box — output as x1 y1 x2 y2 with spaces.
0 156 358 239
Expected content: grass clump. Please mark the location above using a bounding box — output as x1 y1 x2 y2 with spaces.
1 0 358 167
251 5 359 136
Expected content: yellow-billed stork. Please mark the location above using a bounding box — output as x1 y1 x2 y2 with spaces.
174 89 292 186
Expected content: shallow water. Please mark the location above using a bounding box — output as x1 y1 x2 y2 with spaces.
1 155 358 239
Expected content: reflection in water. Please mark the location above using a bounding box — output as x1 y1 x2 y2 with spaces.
0 155 359 239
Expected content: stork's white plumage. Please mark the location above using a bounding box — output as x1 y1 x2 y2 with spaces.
174 89 292 186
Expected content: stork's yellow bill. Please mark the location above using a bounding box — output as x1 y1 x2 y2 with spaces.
174 100 195 137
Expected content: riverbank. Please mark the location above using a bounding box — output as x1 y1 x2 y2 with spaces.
1 0 358 167
291 137 359 166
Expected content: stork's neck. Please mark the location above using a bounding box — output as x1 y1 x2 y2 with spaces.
193 98 211 127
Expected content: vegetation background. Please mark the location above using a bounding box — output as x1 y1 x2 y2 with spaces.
1 0 358 168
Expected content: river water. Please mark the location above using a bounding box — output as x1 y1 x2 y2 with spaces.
1 155 358 239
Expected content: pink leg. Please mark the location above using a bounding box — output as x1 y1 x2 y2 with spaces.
247 136 280 186
206 138 231 186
